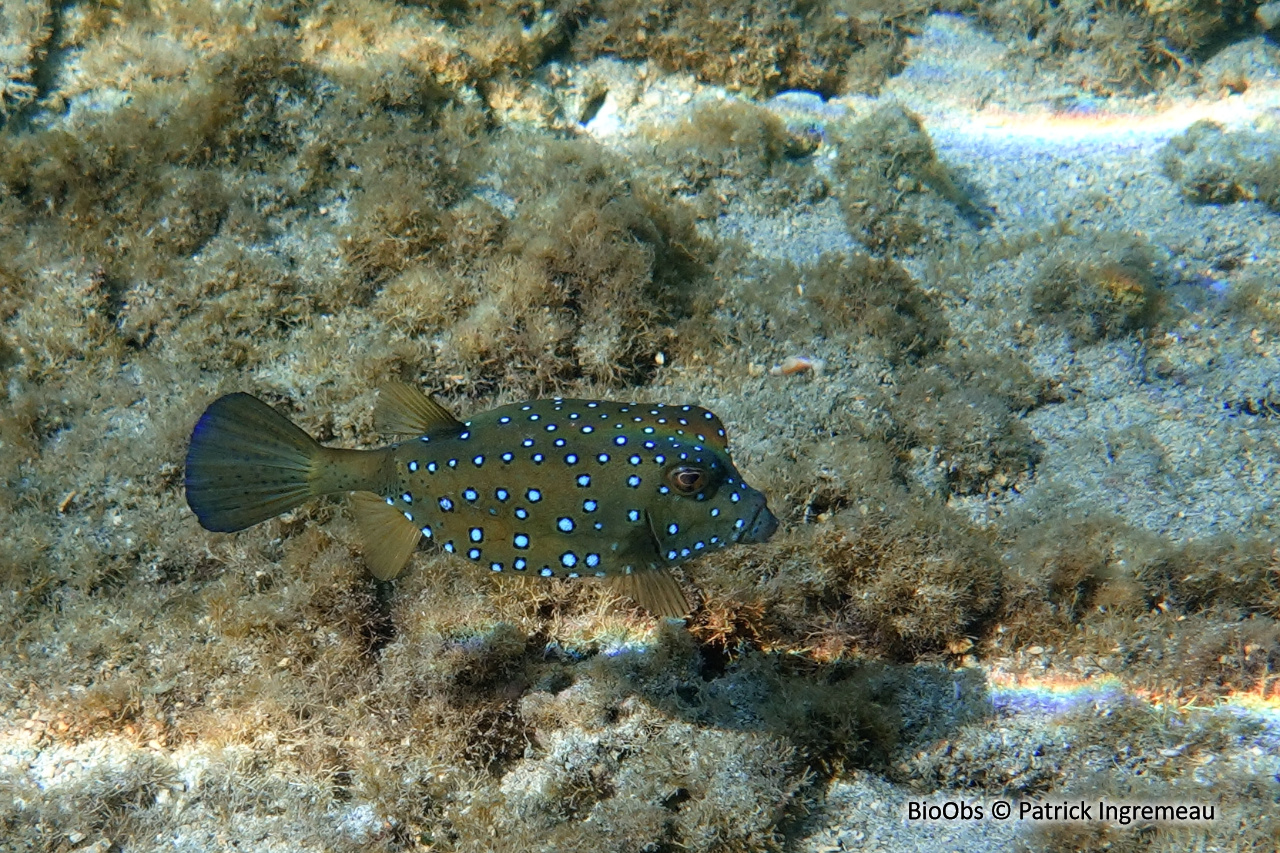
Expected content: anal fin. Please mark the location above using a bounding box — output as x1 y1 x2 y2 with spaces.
350 491 422 580
608 568 689 619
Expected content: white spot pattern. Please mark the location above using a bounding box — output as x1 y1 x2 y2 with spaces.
387 397 769 586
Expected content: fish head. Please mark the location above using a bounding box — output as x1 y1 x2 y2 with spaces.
638 407 779 564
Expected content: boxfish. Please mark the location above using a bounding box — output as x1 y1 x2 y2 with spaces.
184 383 779 617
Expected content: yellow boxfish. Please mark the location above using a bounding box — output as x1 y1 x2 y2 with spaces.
184 383 779 617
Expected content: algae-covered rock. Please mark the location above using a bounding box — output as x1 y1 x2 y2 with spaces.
0 0 50 121
504 691 806 853
570 0 920 98
830 103 984 253
968 0 1263 92
1160 119 1280 209
1029 232 1164 344
4 2 1280 852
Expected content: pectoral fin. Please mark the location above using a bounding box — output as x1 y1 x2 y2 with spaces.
605 510 689 618
608 568 689 619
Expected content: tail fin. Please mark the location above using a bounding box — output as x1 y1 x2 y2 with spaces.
185 393 326 532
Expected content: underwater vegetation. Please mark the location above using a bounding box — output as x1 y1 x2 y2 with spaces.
0 1 1278 851
571 0 924 97
1160 118 1280 210
969 0 1266 92
786 250 948 362
0 1 50 120
367 136 715 396
1030 231 1164 344
830 103 987 253
571 0 1265 97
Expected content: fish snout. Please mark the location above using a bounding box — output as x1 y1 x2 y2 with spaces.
742 502 779 543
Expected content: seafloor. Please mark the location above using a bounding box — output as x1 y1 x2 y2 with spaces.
1 2 1279 852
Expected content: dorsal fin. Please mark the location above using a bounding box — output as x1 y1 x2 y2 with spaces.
349 491 422 579
608 568 689 619
374 382 463 436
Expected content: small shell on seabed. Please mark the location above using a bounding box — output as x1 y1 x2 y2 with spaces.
769 356 823 376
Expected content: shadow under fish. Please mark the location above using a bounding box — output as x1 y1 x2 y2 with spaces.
184 383 779 617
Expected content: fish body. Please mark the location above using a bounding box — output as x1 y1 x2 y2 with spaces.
185 384 778 616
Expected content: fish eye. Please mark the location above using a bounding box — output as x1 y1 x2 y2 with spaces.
666 465 707 495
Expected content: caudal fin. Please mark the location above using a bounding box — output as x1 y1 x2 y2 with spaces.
185 393 325 532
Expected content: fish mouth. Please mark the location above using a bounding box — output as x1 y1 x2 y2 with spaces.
739 503 779 544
